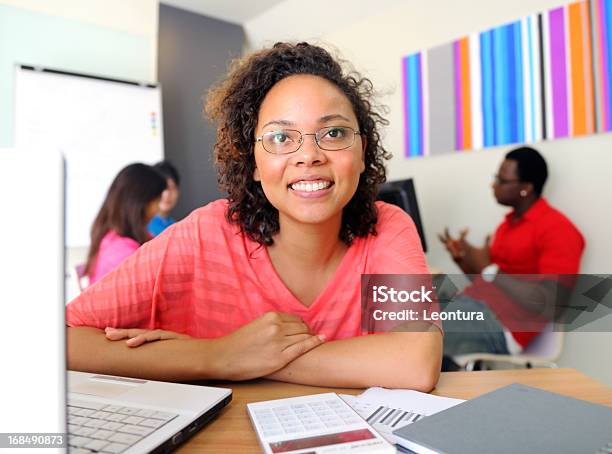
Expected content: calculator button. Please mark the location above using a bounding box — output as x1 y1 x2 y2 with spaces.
325 400 340 405
299 416 318 424
342 417 362 424
308 403 325 409
283 421 302 428
261 423 282 432
263 430 283 437
325 420 343 428
257 415 276 423
320 415 338 422
304 423 325 431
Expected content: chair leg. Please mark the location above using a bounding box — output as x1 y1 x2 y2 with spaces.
464 360 486 371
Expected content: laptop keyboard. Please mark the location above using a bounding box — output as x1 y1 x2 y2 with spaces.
68 399 178 453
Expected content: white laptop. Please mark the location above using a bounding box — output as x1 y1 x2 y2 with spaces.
0 149 231 453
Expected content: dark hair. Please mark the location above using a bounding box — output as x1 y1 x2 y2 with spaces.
205 42 390 246
85 163 167 275
154 160 180 186
505 146 548 196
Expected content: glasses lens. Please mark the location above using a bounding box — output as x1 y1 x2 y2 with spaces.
316 126 356 151
262 130 301 154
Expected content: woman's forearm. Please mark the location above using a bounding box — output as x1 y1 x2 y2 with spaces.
266 330 442 391
67 327 223 382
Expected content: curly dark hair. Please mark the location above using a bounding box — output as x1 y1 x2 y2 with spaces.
206 42 391 246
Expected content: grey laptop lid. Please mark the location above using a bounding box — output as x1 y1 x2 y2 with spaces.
393 383 612 454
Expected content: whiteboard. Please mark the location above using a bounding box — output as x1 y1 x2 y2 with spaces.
14 66 163 247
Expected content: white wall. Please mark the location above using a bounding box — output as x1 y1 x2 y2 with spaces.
247 0 612 385
0 0 158 147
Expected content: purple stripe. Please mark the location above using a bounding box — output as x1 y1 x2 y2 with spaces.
402 57 410 157
598 0 611 130
454 41 463 150
549 7 569 138
416 53 424 156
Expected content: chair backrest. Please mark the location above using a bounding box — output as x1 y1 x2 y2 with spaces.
75 263 88 291
522 322 564 360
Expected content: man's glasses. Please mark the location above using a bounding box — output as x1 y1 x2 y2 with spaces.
255 126 361 155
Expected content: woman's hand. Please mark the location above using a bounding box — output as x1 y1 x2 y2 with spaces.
215 311 326 381
105 327 191 347
104 312 326 381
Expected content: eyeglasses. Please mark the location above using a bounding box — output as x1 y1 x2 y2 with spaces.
493 174 521 185
255 126 361 155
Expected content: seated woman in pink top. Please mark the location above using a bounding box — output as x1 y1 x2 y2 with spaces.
85 163 167 285
67 42 442 390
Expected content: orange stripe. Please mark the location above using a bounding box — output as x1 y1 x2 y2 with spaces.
581 0 595 134
569 1 587 135
460 37 472 149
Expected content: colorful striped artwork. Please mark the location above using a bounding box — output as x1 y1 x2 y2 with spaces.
402 0 612 157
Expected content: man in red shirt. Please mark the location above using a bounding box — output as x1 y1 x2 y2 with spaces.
439 147 584 362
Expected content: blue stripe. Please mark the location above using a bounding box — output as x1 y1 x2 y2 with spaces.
402 56 410 155
415 54 423 156
507 24 518 143
514 21 525 143
605 0 612 130
480 31 495 146
407 54 421 156
527 16 537 142
493 26 509 145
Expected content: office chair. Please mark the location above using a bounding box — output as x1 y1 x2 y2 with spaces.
74 263 88 292
453 322 564 371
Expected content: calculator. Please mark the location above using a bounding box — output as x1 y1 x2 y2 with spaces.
247 393 395 454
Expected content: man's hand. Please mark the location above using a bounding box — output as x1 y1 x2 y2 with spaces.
438 227 468 262
460 235 492 274
438 228 492 274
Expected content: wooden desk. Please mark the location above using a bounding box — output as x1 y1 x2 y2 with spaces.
177 368 612 453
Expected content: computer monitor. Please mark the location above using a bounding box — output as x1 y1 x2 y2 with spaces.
376 178 427 252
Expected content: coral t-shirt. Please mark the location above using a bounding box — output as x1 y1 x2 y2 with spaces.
68 200 430 341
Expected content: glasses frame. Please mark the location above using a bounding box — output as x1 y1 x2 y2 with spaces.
255 126 362 155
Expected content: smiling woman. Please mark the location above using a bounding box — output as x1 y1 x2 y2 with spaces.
66 42 442 390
